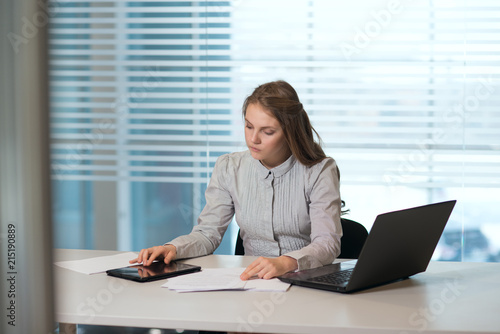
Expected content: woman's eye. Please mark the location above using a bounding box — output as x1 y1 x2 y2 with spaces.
265 131 274 136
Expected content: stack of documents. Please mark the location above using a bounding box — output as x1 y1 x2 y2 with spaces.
162 267 290 293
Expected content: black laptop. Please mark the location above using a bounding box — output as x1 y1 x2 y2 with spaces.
278 200 456 293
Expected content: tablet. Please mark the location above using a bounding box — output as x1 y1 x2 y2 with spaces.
106 261 201 282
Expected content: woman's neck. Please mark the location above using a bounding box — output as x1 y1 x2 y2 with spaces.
260 152 292 169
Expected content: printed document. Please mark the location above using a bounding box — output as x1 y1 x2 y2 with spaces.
162 267 290 292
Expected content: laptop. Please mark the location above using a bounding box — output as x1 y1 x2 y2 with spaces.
278 200 457 293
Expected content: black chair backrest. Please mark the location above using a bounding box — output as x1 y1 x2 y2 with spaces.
339 218 368 259
234 218 368 258
235 229 245 256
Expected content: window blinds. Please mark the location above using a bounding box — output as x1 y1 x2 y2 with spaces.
49 0 500 189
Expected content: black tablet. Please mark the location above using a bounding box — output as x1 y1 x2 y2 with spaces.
106 261 201 282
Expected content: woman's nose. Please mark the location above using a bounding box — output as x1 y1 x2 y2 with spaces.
251 132 260 144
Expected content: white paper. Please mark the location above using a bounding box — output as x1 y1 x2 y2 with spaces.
163 268 245 292
243 276 291 292
54 252 138 275
162 267 290 293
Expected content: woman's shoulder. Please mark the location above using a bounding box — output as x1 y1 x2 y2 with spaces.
300 156 339 185
216 150 250 163
214 150 252 171
299 156 337 172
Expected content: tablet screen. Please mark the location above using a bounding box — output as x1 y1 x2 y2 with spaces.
106 261 201 282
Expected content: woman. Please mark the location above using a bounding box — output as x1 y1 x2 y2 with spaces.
130 80 342 280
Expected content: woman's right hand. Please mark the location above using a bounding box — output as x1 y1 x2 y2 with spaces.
129 244 177 266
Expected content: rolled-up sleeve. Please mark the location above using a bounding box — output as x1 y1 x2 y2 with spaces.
284 158 342 271
168 154 235 259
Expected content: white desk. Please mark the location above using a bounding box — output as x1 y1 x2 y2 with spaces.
54 249 500 334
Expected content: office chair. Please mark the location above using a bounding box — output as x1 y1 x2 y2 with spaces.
235 229 245 256
234 218 368 259
338 218 368 259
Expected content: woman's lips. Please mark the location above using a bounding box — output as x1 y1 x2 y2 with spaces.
250 146 260 152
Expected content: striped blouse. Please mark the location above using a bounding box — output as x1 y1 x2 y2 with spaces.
168 150 342 271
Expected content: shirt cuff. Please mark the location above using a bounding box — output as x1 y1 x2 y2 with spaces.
284 250 327 271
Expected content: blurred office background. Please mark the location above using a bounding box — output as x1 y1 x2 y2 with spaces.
47 0 500 261
2 1 499 334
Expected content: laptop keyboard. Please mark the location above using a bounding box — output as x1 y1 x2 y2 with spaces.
307 268 354 285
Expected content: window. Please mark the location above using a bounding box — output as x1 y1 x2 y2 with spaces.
49 0 500 261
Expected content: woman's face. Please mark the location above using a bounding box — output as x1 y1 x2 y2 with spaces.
244 103 291 169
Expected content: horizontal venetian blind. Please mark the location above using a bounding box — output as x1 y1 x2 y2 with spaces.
49 0 239 184
49 0 500 188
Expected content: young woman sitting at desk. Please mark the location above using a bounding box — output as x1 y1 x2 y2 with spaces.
130 80 342 280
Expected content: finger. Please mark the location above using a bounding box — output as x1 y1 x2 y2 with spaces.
240 270 254 280
240 262 258 280
262 269 277 280
258 263 281 280
163 250 175 264
163 252 174 264
138 249 146 265
145 247 162 266
131 249 145 265
241 259 263 280
142 248 155 266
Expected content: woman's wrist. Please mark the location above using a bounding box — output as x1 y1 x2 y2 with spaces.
280 255 298 273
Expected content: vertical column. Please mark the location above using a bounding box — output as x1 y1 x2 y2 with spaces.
0 0 54 333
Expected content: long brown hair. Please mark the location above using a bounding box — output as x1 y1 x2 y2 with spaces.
242 80 326 167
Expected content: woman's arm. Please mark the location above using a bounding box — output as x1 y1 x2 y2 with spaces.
284 158 342 271
168 154 236 259
130 154 235 264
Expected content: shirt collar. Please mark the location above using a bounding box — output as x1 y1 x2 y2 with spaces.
251 152 297 179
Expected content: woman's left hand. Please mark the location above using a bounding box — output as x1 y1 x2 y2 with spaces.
240 255 298 280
